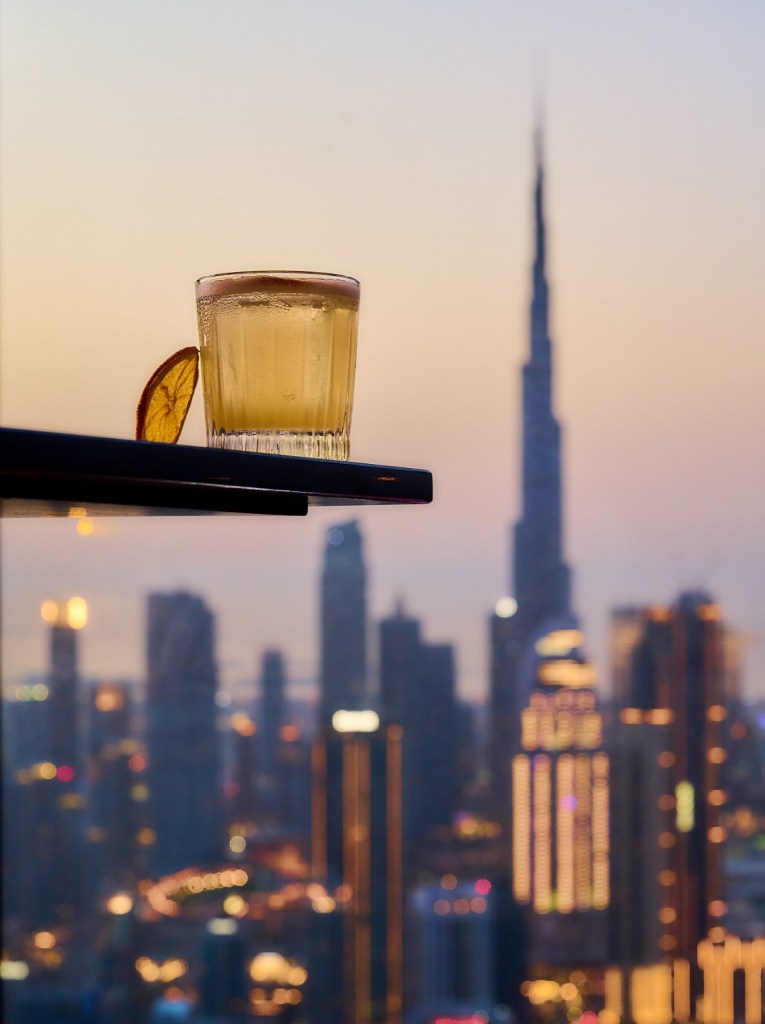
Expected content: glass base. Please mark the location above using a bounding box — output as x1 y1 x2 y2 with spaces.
208 430 350 460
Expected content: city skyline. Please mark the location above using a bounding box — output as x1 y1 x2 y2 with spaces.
1 0 764 703
5 562 762 1021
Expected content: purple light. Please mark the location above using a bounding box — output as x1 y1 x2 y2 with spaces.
561 796 577 811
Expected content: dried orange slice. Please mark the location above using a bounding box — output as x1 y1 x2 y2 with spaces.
136 346 199 443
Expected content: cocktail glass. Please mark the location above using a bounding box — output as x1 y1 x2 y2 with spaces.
196 271 359 459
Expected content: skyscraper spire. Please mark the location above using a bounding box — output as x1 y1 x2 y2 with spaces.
489 124 573 821
531 121 549 361
513 123 571 643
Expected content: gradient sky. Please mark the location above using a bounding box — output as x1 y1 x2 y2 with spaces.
2 0 764 701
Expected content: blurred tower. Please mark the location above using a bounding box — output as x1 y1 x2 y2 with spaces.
319 520 368 722
379 602 459 860
87 680 139 884
257 648 287 821
490 126 572 823
229 712 258 833
311 711 404 1024
275 720 312 836
145 591 223 873
609 591 730 1021
10 601 91 929
45 597 88 777
259 649 287 773
511 627 609 965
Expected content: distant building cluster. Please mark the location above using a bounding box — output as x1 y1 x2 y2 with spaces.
3 134 764 1024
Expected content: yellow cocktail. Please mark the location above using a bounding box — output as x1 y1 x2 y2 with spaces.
196 271 359 459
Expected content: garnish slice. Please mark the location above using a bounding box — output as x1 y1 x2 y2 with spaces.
136 346 200 443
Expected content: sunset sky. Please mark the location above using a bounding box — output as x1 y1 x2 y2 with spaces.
2 0 764 701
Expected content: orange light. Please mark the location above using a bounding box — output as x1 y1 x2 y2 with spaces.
230 712 256 736
698 603 722 621
512 755 531 904
66 596 88 629
645 708 674 725
94 683 124 712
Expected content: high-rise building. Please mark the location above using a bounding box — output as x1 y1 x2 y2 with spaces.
379 602 459 858
259 649 287 773
274 720 312 837
489 128 573 821
145 591 223 874
10 604 91 929
228 711 259 835
311 711 404 1024
319 520 368 722
86 680 139 884
47 602 86 778
609 591 731 1019
511 626 609 965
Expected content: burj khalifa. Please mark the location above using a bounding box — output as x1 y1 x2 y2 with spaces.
489 127 573 816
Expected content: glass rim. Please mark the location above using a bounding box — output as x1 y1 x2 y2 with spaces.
195 270 360 302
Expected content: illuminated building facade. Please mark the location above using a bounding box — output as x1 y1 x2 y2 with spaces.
320 520 368 722
145 591 223 874
609 718 671 969
611 593 728 960
379 603 460 857
489 128 572 821
311 711 404 1024
609 591 734 1021
511 628 609 963
600 937 765 1024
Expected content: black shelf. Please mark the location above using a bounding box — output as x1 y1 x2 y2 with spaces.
0 427 433 518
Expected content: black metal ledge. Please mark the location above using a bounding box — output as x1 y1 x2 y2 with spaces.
0 428 433 518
